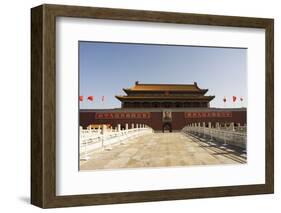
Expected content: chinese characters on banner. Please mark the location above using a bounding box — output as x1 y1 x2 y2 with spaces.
185 111 232 118
95 112 151 119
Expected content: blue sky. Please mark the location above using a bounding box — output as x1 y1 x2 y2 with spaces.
79 41 247 109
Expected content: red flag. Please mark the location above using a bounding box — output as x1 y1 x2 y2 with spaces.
87 96 94 102
101 96 105 102
79 96 83 102
240 97 243 102
232 96 237 102
223 97 226 103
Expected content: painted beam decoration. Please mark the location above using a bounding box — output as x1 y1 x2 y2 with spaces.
95 112 151 119
185 111 232 118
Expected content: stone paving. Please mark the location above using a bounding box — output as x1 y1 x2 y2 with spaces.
80 132 246 170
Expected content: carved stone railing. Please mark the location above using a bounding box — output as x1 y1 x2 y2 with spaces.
182 122 247 149
80 123 153 160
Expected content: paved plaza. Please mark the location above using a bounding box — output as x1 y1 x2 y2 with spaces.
80 132 246 170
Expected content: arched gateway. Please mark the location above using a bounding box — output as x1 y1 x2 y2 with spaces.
162 123 172 133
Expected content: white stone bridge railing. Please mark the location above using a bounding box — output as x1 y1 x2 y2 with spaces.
80 123 153 161
182 122 247 149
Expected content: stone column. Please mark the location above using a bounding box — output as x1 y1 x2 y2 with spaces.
102 124 107 134
216 122 220 129
202 122 205 137
131 123 134 129
136 124 139 128
125 123 128 130
208 122 212 140
230 122 235 131
117 124 121 132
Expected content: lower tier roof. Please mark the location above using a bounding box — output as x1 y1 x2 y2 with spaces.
115 95 215 101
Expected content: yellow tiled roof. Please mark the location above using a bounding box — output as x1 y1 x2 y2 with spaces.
116 96 215 100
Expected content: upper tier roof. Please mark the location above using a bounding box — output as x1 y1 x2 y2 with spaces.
124 81 207 93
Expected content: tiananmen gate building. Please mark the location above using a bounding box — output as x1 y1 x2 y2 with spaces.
80 82 246 132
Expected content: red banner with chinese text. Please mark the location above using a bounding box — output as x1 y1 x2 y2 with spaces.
185 111 232 118
95 112 151 119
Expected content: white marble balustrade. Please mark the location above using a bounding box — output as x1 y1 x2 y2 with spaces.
80 124 153 160
182 122 247 149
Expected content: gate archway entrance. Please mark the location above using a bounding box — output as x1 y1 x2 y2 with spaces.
162 123 172 133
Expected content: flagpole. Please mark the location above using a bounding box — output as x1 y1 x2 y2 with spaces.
240 97 244 108
102 96 105 108
232 96 237 108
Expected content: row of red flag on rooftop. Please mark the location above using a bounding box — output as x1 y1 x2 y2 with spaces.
223 96 244 103
79 96 105 102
